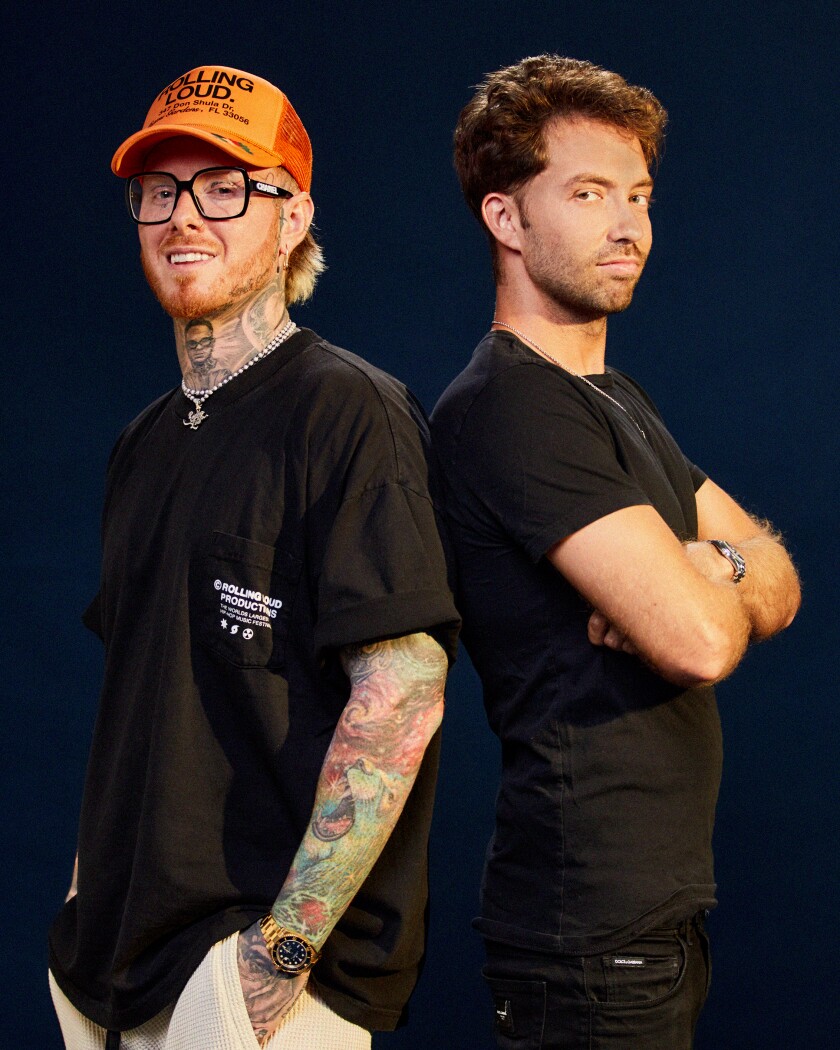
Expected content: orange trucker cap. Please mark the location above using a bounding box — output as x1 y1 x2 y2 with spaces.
111 65 312 191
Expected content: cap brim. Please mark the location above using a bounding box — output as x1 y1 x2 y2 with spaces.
111 125 284 176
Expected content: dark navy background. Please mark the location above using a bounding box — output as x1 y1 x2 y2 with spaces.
2 2 837 1046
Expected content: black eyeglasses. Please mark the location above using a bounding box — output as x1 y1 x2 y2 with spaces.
126 166 294 224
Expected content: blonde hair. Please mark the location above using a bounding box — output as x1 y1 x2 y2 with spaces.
285 226 325 305
268 165 326 305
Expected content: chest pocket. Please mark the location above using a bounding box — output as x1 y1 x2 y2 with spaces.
193 531 302 669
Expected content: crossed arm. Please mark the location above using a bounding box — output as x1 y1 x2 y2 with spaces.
236 630 448 1043
549 478 800 688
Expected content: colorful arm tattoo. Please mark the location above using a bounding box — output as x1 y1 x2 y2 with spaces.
270 631 447 944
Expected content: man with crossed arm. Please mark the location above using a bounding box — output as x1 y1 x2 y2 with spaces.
432 55 800 1048
49 66 458 1049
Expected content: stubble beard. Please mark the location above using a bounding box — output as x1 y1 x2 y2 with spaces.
141 216 281 322
526 239 648 322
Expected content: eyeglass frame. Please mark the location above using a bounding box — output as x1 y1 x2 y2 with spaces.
125 166 294 225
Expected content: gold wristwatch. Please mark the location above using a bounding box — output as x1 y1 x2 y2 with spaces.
259 914 321 975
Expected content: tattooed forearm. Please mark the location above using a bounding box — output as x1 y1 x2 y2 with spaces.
270 632 447 943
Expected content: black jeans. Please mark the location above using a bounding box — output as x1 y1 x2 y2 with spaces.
483 913 711 1049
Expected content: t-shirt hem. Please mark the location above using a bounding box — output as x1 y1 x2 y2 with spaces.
313 978 402 1032
48 942 196 1032
473 885 718 957
49 907 409 1033
48 907 264 1031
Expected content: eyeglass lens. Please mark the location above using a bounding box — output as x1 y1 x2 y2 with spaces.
129 168 249 222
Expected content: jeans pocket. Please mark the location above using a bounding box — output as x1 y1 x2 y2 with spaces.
483 973 547 1049
697 922 712 1002
584 934 686 1007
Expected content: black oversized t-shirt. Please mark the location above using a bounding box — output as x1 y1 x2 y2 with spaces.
49 328 459 1031
431 332 722 955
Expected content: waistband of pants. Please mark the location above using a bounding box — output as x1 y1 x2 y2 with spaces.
485 908 710 963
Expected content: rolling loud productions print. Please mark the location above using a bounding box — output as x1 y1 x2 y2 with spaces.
214 578 283 641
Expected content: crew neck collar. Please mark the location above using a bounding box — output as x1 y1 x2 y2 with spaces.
486 329 614 387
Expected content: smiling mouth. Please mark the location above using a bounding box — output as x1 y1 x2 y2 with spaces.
168 251 215 264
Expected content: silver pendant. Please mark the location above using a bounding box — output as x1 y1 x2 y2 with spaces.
184 405 208 429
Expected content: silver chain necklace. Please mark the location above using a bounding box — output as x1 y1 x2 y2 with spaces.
181 317 297 429
491 319 647 441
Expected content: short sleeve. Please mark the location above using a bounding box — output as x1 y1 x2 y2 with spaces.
456 364 651 561
304 358 459 659
314 483 458 656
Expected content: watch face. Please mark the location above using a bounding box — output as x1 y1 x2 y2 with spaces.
274 935 311 972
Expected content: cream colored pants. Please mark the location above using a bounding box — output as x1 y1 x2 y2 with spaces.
50 932 371 1050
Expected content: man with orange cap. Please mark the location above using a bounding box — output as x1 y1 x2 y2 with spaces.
48 66 458 1050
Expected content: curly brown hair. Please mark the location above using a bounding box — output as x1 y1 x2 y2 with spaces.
454 55 667 272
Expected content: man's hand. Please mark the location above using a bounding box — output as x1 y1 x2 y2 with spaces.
550 504 751 686
695 480 800 640
587 537 728 655
577 481 800 677
237 921 309 1046
587 609 638 655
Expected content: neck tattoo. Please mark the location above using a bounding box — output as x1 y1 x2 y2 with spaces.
181 317 297 430
491 319 647 441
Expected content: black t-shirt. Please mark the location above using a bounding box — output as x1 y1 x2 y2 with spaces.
431 332 722 955
49 328 459 1031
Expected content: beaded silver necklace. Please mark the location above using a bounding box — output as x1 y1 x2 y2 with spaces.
181 318 297 430
492 319 647 441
